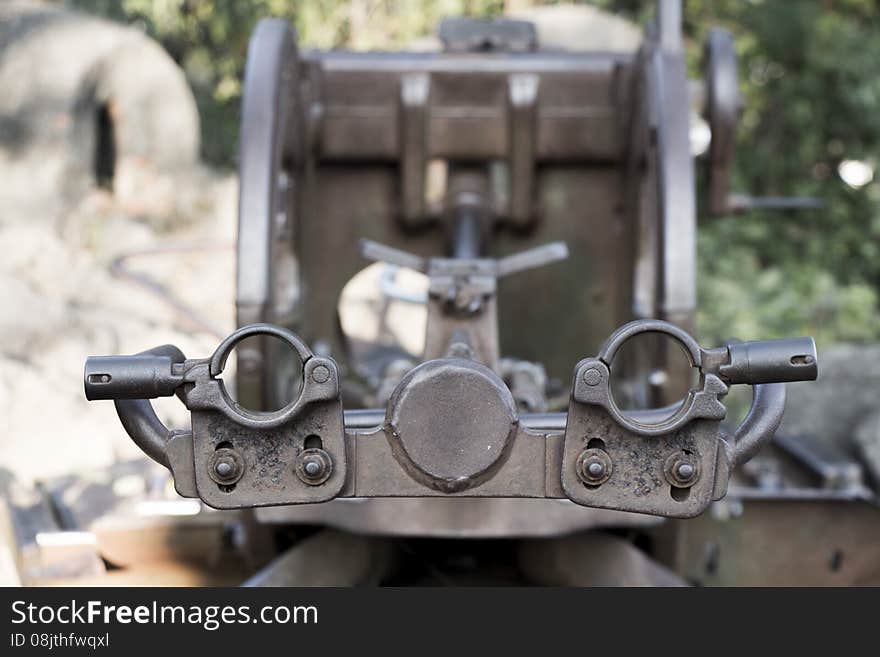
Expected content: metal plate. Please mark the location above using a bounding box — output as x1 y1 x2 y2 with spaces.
192 402 346 509
661 500 880 586
562 406 719 518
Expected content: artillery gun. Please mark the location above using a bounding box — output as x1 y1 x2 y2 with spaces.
74 3 880 585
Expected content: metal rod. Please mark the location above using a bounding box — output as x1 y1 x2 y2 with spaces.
344 403 685 432
451 203 482 259
732 383 786 468
115 399 173 468
112 344 187 469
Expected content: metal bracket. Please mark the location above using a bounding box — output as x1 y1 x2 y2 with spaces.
84 319 817 518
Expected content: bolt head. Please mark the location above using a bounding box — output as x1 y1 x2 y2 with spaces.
576 448 613 486
582 368 602 386
311 365 331 384
664 452 700 488
295 448 333 486
677 463 695 480
208 448 244 485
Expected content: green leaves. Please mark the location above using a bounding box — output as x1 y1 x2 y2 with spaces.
687 0 880 346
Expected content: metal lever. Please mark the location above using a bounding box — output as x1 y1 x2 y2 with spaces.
359 238 569 278
496 243 569 277
359 240 427 272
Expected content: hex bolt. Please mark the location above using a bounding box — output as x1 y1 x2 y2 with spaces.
311 364 331 384
576 448 613 486
664 452 700 488
582 367 602 386
295 448 333 486
208 448 244 486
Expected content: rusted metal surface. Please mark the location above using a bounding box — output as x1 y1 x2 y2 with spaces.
242 529 393 587
659 500 880 586
236 18 651 390
255 498 661 538
235 19 302 411
385 358 518 492
84 320 817 518
519 532 687 586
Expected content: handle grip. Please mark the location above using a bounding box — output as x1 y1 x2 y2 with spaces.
731 382 786 468
84 353 183 400
84 345 187 469
719 337 817 385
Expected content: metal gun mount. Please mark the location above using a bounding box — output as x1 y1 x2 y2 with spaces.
85 285 817 518
82 2 820 526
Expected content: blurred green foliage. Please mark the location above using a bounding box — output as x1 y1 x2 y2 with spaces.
586 0 880 347
681 0 880 348
57 0 880 347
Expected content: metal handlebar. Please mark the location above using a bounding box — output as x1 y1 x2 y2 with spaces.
85 344 186 469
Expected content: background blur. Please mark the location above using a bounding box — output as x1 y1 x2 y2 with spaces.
2 0 879 484
56 0 880 346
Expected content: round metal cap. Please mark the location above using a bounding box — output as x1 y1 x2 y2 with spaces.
386 358 518 491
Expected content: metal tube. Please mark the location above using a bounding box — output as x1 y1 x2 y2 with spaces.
344 402 684 432
720 337 817 385
114 399 172 468
112 345 186 470
451 203 482 259
84 354 181 400
732 382 786 468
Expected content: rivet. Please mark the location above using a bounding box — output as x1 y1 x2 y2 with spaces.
582 368 602 386
311 365 331 383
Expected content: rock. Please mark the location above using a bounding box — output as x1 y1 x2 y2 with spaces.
0 0 199 220
0 2 236 481
780 343 880 463
853 410 880 485
509 4 642 52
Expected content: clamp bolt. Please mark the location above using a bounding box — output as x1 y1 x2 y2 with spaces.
664 452 700 488
582 367 602 386
576 448 613 486
295 448 333 485
311 364 331 384
208 448 245 486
